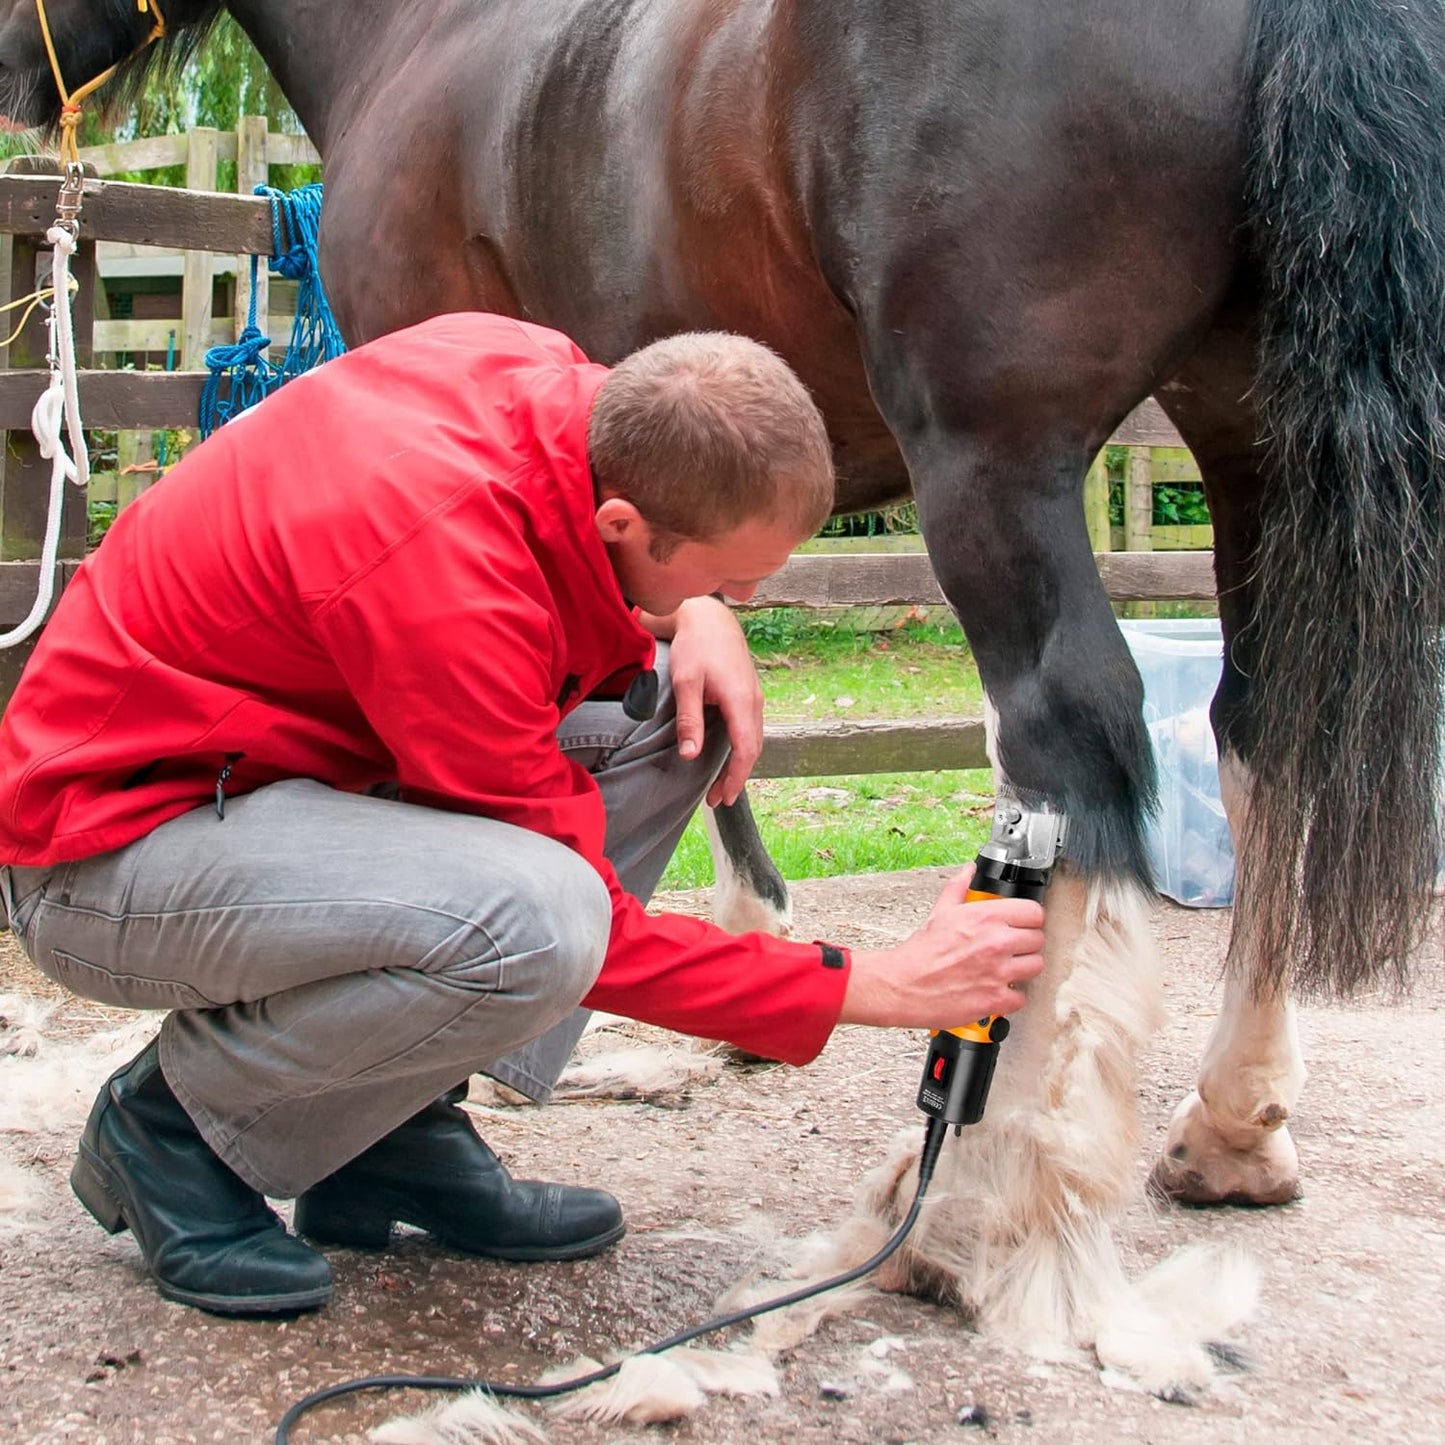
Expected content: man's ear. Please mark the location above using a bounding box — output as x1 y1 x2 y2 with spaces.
594 495 648 546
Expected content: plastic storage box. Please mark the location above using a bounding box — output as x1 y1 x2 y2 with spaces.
1118 618 1234 907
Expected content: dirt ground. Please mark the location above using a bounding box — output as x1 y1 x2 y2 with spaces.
1 867 1442 1445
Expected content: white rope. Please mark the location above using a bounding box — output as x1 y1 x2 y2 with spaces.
0 223 90 649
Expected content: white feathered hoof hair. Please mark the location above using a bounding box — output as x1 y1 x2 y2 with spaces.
742 872 1258 1398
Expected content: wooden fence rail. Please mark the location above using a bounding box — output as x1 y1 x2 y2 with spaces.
0 167 1217 774
738 549 1214 777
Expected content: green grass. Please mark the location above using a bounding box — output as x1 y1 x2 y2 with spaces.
661 769 997 890
656 600 1221 890
658 609 990 890
742 609 983 722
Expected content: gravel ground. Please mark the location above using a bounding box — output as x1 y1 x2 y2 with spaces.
1 868 1442 1445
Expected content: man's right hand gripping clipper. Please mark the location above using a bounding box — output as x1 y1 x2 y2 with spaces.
915 795 1065 1132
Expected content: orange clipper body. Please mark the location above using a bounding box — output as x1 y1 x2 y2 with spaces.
915 798 1064 1132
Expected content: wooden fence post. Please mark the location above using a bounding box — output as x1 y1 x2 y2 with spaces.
1124 446 1153 553
1083 451 1111 553
234 115 270 342
0 159 94 565
1123 446 1156 618
181 127 219 369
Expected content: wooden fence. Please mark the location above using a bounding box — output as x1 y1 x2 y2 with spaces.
0 165 1215 770
78 118 320 368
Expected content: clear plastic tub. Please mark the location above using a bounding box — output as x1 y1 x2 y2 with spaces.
1118 618 1234 907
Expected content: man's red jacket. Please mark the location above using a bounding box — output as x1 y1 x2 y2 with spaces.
0 313 850 1064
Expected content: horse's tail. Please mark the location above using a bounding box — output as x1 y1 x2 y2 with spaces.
1238 0 1445 995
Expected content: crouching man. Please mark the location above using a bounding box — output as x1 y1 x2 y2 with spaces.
0 313 1044 1315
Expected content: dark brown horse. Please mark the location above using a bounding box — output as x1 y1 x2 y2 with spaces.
2 0 1443 1375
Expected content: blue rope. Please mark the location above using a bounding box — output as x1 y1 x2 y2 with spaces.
200 183 347 438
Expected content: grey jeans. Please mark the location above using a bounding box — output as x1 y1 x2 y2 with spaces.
0 645 725 1196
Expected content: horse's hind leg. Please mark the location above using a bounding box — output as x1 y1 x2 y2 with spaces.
1149 309 1305 1206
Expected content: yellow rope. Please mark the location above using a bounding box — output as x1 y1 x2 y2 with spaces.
4 291 55 348
0 280 67 313
0 277 79 348
34 0 167 169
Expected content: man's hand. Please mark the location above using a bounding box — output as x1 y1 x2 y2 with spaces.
667 595 763 807
839 866 1046 1028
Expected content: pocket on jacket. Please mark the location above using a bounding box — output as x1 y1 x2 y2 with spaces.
41 948 217 1012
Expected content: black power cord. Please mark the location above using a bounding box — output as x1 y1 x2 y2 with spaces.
275 1116 950 1442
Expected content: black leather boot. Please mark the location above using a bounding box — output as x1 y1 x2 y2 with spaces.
70 1041 333 1315
294 1084 625 1261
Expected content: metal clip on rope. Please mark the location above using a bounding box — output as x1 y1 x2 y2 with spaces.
54 159 84 236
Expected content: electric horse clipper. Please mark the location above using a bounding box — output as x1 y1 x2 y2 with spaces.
916 795 1065 1132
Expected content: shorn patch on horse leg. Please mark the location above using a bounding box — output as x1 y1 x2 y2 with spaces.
1152 753 1305 1205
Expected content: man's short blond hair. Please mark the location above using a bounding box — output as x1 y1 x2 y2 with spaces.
587 332 835 549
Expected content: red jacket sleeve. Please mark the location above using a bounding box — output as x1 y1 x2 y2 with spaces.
312 516 849 1066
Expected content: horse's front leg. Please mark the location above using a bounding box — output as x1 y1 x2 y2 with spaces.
864 428 1171 1352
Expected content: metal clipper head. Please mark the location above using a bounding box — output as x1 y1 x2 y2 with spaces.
979 794 1067 872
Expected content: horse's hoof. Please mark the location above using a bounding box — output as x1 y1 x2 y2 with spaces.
712 1042 777 1067
1149 1089 1302 1206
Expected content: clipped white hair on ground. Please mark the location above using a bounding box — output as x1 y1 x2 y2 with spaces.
0 1000 159 1225
544 1348 778 1425
1094 1244 1259 1398
555 1046 725 1101
544 1354 704 1425
369 1349 779 1442
0 1012 159 1136
0 1157 36 1226
472 1013 733 1108
558 1011 729 1102
723 1213 892 1356
368 1388 548 1445
0 992 56 1058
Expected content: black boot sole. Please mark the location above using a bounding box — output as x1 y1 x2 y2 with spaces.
296 1190 627 1262
71 1145 334 1316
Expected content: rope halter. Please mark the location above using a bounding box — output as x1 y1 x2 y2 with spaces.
34 0 167 170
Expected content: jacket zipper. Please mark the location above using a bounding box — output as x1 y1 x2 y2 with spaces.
214 752 245 820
